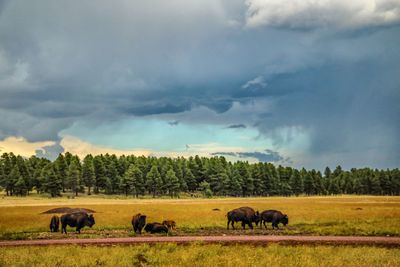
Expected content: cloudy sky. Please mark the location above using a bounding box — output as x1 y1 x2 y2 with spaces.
0 0 399 170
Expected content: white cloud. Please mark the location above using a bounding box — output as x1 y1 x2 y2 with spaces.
59 135 152 158
245 0 400 29
242 76 267 89
0 136 55 157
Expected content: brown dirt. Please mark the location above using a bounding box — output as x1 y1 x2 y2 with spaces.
0 235 399 247
41 207 96 214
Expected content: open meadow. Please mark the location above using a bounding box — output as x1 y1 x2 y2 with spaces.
0 195 399 240
1 243 399 267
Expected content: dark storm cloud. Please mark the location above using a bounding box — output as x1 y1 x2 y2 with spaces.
0 0 399 168
212 149 285 162
226 124 246 129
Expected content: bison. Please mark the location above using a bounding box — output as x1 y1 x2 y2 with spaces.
227 206 260 230
60 212 95 234
132 213 147 234
162 220 176 230
49 215 60 232
144 222 169 234
260 210 288 229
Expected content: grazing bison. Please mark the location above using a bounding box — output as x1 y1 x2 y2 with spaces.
49 215 60 232
260 210 288 229
162 220 176 230
227 206 260 230
60 212 95 234
132 213 147 234
144 222 169 234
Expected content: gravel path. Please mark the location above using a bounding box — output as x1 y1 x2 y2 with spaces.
1 235 399 247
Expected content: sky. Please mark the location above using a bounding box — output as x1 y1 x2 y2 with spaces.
0 0 399 170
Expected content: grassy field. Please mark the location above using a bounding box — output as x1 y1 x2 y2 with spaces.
1 243 399 267
0 195 399 240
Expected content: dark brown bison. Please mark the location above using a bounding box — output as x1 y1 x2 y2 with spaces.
49 215 60 232
132 213 147 234
144 222 169 234
60 212 95 234
227 206 260 230
260 210 288 229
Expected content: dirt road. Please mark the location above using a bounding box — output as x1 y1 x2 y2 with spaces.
1 235 399 247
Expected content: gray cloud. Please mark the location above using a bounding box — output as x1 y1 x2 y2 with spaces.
168 120 180 126
212 149 285 162
245 0 400 29
226 124 246 129
0 1 398 169
35 142 64 161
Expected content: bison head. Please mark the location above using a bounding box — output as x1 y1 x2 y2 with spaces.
281 214 289 226
253 211 261 226
87 214 95 227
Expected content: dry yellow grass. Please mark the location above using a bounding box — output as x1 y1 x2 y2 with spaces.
0 195 399 238
1 244 399 267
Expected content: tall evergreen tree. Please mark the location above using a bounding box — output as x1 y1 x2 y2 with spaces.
146 165 162 197
41 164 62 197
82 155 95 195
165 168 180 197
67 158 81 196
290 169 303 196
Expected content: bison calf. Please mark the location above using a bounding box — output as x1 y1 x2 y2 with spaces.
162 220 176 230
132 213 147 234
61 212 95 234
260 210 288 229
144 222 169 234
49 215 60 232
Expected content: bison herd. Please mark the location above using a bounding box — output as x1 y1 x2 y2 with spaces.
48 207 288 234
227 207 289 230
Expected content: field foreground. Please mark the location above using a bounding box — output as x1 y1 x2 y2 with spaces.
1 243 399 267
0 195 399 240
1 235 399 247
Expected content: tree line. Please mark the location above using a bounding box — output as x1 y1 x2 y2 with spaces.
0 152 399 197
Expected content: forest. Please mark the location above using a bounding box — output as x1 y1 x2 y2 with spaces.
0 152 399 197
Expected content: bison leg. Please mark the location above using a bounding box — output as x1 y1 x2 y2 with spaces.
248 222 253 230
62 224 67 234
231 221 235 230
263 221 267 230
241 221 246 230
76 227 81 234
227 219 230 230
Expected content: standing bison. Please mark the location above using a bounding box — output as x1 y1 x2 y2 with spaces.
144 222 169 234
49 215 60 232
60 212 95 234
260 210 288 229
227 206 260 230
132 213 147 234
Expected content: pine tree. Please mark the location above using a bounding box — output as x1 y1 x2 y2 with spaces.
122 164 143 197
199 181 212 198
93 156 107 193
229 168 243 196
67 158 81 196
146 165 162 197
11 165 27 196
303 169 315 195
82 155 95 195
183 165 197 191
165 168 180 197
41 164 62 197
290 170 303 196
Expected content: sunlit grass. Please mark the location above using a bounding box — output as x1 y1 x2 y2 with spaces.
0 195 399 239
0 244 399 267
